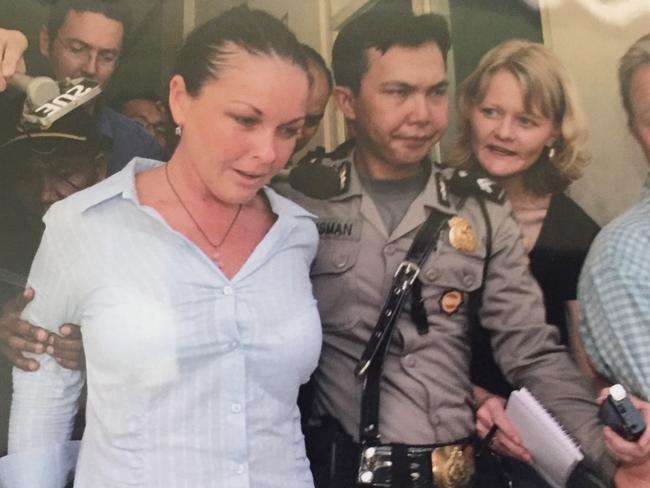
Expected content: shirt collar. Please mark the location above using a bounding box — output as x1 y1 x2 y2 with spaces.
76 157 314 221
331 146 453 214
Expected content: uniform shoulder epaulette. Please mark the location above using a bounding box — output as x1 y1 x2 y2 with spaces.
446 168 506 205
288 141 353 199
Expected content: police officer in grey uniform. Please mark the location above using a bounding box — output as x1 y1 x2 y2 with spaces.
275 6 627 487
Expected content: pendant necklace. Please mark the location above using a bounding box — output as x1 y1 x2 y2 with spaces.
164 163 242 267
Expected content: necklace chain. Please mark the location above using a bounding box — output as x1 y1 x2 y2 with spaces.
164 163 242 250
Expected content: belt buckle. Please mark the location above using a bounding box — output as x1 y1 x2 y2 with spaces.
431 444 475 488
357 445 393 487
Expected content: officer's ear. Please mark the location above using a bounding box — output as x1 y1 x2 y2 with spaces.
333 86 357 121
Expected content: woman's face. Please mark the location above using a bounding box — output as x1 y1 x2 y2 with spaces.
470 69 558 181
170 48 308 204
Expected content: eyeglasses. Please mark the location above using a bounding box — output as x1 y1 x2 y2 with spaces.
57 37 120 67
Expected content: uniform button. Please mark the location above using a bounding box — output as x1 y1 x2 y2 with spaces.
334 255 348 268
235 465 245 475
223 286 233 295
463 274 474 287
425 268 437 280
403 354 417 368
230 340 240 350
231 403 242 413
385 245 396 256
430 413 441 426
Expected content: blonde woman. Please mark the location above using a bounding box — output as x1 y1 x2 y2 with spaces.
452 39 601 472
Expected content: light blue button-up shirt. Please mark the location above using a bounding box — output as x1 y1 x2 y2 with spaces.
8 158 322 487
579 175 650 400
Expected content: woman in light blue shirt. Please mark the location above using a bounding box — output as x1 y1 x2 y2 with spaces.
8 6 322 487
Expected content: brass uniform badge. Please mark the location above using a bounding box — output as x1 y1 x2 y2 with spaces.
440 290 463 316
448 216 476 254
431 444 475 488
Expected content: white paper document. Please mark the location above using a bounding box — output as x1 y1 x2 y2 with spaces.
506 387 583 488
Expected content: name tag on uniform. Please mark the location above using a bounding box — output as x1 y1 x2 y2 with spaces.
316 218 361 241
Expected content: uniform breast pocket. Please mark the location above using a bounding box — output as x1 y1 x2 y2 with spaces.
310 240 360 330
417 249 485 323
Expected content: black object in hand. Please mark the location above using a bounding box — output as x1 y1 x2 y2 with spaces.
598 384 646 442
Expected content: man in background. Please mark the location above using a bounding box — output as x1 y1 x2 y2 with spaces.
579 32 650 474
0 0 162 175
113 92 172 157
294 43 333 155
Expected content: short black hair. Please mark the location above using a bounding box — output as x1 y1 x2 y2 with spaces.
47 0 131 40
174 5 308 97
301 43 333 92
332 4 450 93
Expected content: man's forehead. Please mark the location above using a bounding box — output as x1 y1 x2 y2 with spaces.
363 42 446 83
58 9 124 49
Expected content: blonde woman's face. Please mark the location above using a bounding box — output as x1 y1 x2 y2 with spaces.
470 70 558 182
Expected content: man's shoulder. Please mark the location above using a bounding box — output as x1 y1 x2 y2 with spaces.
587 200 650 266
100 106 163 163
272 141 356 214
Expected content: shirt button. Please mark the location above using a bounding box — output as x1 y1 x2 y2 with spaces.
230 341 240 350
463 274 474 287
334 255 348 268
402 354 417 368
425 268 437 280
231 403 242 413
223 286 233 295
385 245 396 256
235 464 245 475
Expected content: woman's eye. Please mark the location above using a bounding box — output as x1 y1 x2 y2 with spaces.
480 107 497 118
279 126 301 138
518 116 537 127
235 116 257 127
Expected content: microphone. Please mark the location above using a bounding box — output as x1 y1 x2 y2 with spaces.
9 75 102 129
9 73 60 108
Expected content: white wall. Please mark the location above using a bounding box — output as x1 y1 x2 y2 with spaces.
540 0 650 225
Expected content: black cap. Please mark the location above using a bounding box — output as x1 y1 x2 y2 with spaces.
0 101 106 163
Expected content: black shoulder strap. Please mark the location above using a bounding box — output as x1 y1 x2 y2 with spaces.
357 196 495 447
356 208 450 446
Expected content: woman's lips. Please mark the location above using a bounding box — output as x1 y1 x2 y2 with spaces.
487 144 517 157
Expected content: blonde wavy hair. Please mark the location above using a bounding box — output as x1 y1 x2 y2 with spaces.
450 39 589 195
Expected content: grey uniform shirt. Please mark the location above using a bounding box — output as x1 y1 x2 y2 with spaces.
273 144 615 481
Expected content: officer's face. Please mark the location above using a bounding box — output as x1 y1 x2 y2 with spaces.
470 69 558 182
16 155 106 220
39 10 123 90
335 43 449 179
630 64 650 165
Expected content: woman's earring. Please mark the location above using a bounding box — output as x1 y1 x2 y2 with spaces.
547 146 556 160
175 125 182 137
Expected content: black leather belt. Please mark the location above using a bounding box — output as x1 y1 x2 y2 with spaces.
356 442 475 488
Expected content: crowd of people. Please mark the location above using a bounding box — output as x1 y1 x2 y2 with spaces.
0 1 649 487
